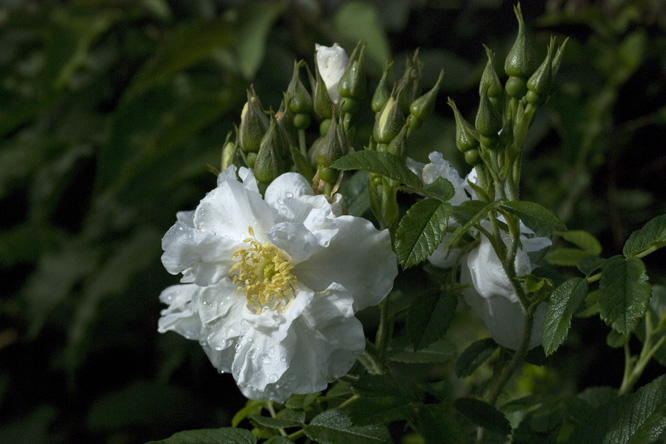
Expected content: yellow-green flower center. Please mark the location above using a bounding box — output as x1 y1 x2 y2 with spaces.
229 227 297 313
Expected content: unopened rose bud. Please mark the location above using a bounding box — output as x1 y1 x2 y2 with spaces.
480 46 503 111
504 4 537 98
339 41 367 105
409 69 444 129
253 116 286 185
373 95 405 144
526 37 556 105
286 60 313 120
448 97 479 154
397 50 422 115
239 87 269 153
315 43 349 105
372 59 394 113
475 88 502 148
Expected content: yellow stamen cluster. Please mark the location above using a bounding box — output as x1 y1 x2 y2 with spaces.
229 227 297 313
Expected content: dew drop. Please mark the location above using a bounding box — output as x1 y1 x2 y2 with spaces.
268 347 275 355
280 356 286 362
262 355 272 364
218 369 225 374
235 342 242 350
285 192 293 199
279 207 287 215
268 374 278 383
247 349 256 359
277 198 285 205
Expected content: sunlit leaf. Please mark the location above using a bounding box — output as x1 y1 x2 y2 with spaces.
623 214 666 257
395 198 451 268
304 409 392 444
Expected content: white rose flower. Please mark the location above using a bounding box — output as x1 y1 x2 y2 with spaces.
158 167 397 402
461 223 551 350
315 43 349 104
407 152 476 268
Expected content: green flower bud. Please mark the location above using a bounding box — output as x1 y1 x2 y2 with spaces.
448 97 479 153
504 3 537 79
319 118 331 137
480 46 503 111
387 123 409 159
410 69 444 123
397 49 422 115
313 60 334 120
526 37 556 105
239 87 268 153
372 59 393 113
316 114 349 169
274 107 294 159
286 60 313 115
373 95 405 144
475 88 503 145
254 117 286 184
339 40 367 102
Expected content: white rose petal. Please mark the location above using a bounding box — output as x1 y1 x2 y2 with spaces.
158 166 397 402
315 43 349 104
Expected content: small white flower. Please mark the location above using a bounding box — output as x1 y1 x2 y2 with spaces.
315 43 349 104
461 222 551 350
158 167 397 402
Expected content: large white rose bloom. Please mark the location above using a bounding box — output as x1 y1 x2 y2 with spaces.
158 167 397 402
315 43 349 104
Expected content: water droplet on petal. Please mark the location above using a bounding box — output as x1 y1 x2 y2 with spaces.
268 374 278 383
262 355 272 364
285 192 293 199
277 198 285 205
268 347 275 355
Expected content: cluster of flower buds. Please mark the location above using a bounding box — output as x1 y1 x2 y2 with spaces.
370 50 444 160
447 3 568 173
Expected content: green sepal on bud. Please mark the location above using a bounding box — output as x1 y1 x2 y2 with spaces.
286 60 313 116
372 59 393 113
475 87 503 147
253 115 286 185
221 131 238 171
480 46 503 111
373 94 405 144
339 41 367 104
408 69 444 130
397 49 422 115
504 3 537 98
526 36 556 105
448 97 479 153
313 59 334 120
316 113 349 183
239 87 269 153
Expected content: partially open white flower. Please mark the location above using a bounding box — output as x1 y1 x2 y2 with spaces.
407 152 476 268
461 223 551 350
315 43 349 104
158 167 397 402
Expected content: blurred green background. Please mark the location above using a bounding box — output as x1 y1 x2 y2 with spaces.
1 0 666 443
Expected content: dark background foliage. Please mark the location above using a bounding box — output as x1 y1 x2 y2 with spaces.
1 0 666 442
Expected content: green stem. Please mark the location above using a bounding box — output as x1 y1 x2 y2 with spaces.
375 297 392 358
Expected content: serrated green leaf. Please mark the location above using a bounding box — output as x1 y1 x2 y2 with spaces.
576 289 601 318
545 248 590 267
570 374 666 444
395 198 451 268
577 255 607 275
351 375 423 401
284 392 320 410
454 397 511 436
250 409 305 429
423 176 455 201
331 151 423 189
455 338 498 378
339 171 370 217
559 230 602 255
442 200 494 251
387 339 456 364
407 290 457 350
625 404 666 444
500 200 566 235
415 403 468 444
145 427 257 444
346 396 415 426
304 409 392 444
542 278 588 356
264 436 294 444
599 256 652 335
623 214 666 257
